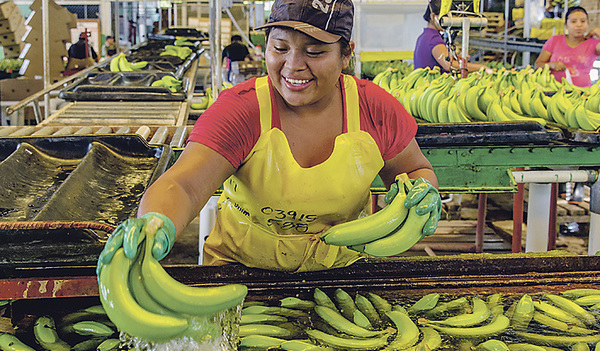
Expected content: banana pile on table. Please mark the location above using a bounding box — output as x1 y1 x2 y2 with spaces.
150 75 184 93
237 287 600 350
361 60 413 80
97 221 248 343
109 53 148 72
320 173 429 257
374 64 600 131
160 44 193 60
190 82 234 110
0 305 120 351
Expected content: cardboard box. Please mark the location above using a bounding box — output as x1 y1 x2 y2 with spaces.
0 77 44 101
0 23 27 45
0 0 17 19
2 40 26 58
0 7 23 34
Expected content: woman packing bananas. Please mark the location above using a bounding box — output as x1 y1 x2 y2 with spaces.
97 0 440 338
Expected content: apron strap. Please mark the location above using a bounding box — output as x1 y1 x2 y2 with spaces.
255 76 272 134
343 75 360 132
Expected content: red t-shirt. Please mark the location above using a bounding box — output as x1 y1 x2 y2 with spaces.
188 76 417 169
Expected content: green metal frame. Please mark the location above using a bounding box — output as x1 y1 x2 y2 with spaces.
171 143 600 194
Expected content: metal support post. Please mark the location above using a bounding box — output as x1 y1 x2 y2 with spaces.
548 183 558 250
512 167 524 253
526 183 552 252
589 180 600 254
209 0 222 98
475 193 487 253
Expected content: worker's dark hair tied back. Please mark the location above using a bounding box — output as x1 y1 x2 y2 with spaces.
565 6 588 23
424 0 441 22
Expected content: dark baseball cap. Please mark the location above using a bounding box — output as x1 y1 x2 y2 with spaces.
255 0 354 43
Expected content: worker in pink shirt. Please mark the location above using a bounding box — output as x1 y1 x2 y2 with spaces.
535 6 600 87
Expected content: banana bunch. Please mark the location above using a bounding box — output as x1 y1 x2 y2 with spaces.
320 173 430 257
550 0 580 7
160 44 193 60
98 217 248 343
151 75 184 93
109 53 148 72
190 82 233 110
363 60 413 80
174 36 196 47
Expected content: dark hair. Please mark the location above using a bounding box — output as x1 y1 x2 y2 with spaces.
231 35 242 42
106 35 113 40
423 0 441 22
565 6 588 23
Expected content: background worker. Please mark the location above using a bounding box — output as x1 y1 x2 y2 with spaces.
534 6 600 87
97 0 441 275
66 32 99 71
414 0 492 74
222 34 253 83
103 35 117 57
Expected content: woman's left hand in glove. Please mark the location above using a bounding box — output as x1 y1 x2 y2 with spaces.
403 177 442 236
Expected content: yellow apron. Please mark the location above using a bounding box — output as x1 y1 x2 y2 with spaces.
202 75 385 272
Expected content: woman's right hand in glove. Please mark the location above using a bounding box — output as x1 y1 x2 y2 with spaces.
96 212 176 277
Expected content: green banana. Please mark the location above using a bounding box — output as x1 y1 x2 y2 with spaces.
98 248 189 342
532 300 585 328
372 70 388 85
314 288 338 311
428 314 510 338
575 104 600 131
0 333 36 351
240 314 288 325
427 297 490 327
574 295 600 306
478 82 496 114
410 327 442 351
425 297 469 319
501 103 548 126
367 292 393 320
141 227 247 316
437 95 451 123
355 294 382 326
280 297 316 310
447 95 471 123
514 331 600 347
351 204 430 257
129 61 148 70
506 343 548 351
352 310 373 330
33 316 70 351
313 306 384 338
117 55 133 72
109 54 122 72
566 101 582 128
529 87 549 119
96 338 120 351
563 287 600 297
475 340 509 351
321 173 409 246
242 305 307 317
238 324 293 338
464 84 488 121
280 339 332 350
408 293 440 313
573 343 591 351
385 310 420 349
519 84 535 116
544 294 596 325
239 335 285 348
70 337 105 351
306 329 391 350
532 311 596 334
511 294 534 330
333 288 358 320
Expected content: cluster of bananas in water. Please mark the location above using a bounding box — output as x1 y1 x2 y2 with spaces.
0 305 120 351
160 44 193 60
190 82 234 110
109 53 148 72
97 218 248 344
375 64 600 131
362 61 413 80
237 287 600 350
320 174 430 257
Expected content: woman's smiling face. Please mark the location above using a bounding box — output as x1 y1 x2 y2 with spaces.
265 27 351 108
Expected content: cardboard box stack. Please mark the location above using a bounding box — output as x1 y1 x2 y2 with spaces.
19 0 76 80
0 0 27 59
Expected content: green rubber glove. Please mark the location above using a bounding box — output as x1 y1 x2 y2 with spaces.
96 213 176 278
404 178 442 236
